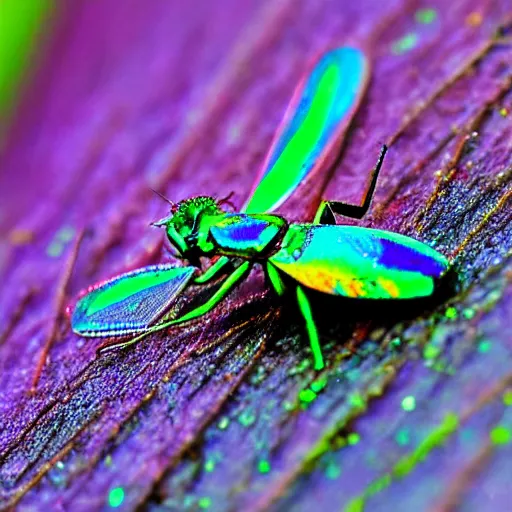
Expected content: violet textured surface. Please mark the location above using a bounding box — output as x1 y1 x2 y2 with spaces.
1 1 512 511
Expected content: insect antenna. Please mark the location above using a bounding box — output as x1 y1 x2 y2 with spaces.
150 188 179 212
149 188 180 228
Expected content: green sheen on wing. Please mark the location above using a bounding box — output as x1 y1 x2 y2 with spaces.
84 267 187 315
244 47 368 214
71 265 195 336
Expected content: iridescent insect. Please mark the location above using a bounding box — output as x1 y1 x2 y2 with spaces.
71 47 449 370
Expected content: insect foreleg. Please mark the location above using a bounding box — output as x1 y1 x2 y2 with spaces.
313 144 388 223
194 256 231 284
170 260 252 324
296 286 324 371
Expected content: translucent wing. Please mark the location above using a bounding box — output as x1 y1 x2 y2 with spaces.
270 225 449 299
71 264 195 336
243 47 369 214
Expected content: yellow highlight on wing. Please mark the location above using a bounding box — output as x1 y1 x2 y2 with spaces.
376 277 400 298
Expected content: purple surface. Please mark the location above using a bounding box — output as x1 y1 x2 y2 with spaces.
1 1 512 510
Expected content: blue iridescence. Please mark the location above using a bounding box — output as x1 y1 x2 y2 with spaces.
378 236 447 276
210 214 284 254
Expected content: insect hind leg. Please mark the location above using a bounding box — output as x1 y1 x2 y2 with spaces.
296 286 324 371
313 144 388 224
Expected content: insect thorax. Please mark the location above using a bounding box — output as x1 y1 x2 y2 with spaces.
208 213 288 258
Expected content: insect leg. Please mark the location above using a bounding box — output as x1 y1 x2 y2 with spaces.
296 285 324 371
194 256 231 284
313 144 388 223
266 262 286 296
98 336 145 354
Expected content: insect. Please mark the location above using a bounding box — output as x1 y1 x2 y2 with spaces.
71 47 449 370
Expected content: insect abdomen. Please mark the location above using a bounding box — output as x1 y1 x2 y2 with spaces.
269 224 449 299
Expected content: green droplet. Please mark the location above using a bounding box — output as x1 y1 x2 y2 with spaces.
283 400 294 411
390 337 402 348
325 461 341 480
462 308 475 319
258 459 271 474
218 416 230 430
391 32 419 55
346 413 459 508
445 306 458 319
395 428 410 446
503 390 512 406
238 409 256 427
204 459 215 472
490 425 511 445
401 396 416 412
415 8 437 24
108 487 125 508
477 340 492 353
198 497 212 509
423 344 441 360
347 432 360 446
299 389 317 403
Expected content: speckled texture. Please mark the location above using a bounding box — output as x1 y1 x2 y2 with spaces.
0 1 511 510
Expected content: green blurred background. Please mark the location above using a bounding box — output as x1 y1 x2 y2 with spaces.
0 0 53 122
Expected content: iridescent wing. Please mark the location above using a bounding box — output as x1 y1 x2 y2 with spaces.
243 47 369 214
269 225 449 299
71 264 195 336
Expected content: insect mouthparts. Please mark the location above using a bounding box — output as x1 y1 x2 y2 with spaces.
151 214 173 228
